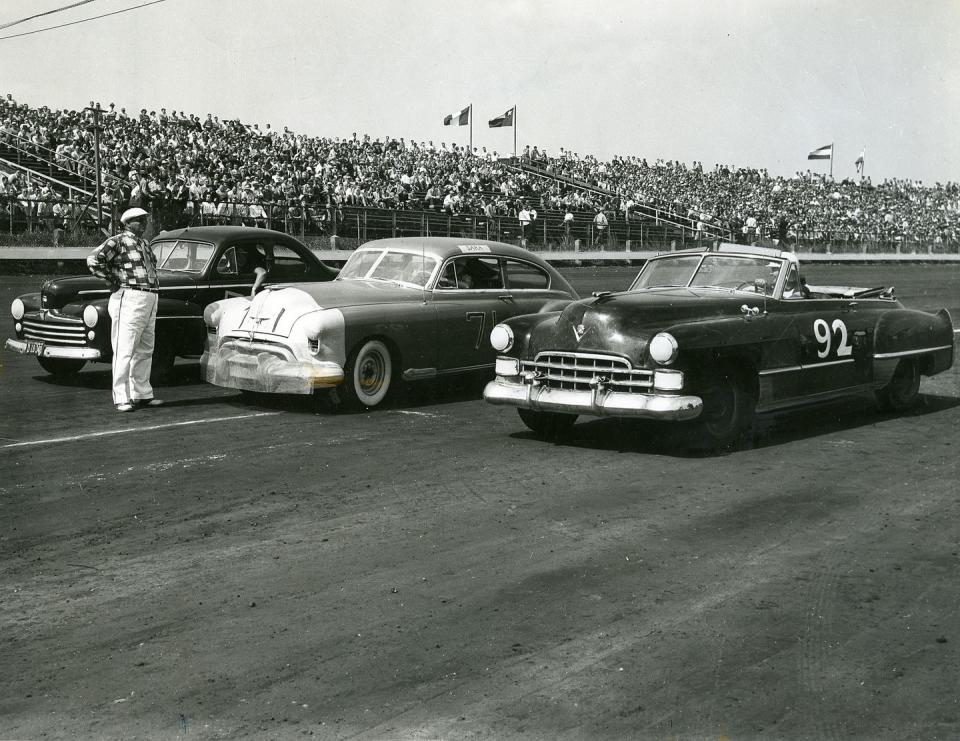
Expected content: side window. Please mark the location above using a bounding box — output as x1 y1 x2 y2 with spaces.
503 259 549 289
216 243 269 277
437 257 504 290
215 246 238 276
270 244 308 281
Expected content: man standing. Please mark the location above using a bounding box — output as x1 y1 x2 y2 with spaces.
517 202 532 246
593 207 609 246
86 207 163 412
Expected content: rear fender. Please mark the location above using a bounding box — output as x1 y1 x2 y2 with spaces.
874 308 954 376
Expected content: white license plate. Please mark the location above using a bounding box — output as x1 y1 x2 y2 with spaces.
23 340 45 355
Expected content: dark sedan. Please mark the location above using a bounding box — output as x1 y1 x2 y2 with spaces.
5 226 337 381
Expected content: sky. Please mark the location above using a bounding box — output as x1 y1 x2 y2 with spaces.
1 0 958 184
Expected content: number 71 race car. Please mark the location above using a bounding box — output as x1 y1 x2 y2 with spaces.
201 237 578 408
483 243 954 449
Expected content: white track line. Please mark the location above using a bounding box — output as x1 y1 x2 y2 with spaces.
1 411 282 449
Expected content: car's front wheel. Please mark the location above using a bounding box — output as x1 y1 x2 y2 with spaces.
876 358 920 412
338 339 393 410
517 408 578 438
37 356 86 378
690 364 755 451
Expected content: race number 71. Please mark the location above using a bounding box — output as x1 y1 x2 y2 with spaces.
813 318 852 359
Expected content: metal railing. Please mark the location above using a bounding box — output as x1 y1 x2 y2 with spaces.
3 196 957 255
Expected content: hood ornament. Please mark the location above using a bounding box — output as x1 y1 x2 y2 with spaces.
572 323 588 342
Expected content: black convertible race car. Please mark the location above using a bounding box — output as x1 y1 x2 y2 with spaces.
484 243 955 449
5 226 337 381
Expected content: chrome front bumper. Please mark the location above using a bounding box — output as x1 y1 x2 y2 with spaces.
483 376 703 420
5 338 101 360
202 341 344 395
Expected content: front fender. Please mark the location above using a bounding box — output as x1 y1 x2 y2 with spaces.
13 292 42 313
499 311 565 356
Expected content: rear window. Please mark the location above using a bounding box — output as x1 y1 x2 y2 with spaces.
504 259 549 289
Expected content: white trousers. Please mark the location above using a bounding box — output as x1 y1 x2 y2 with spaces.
108 288 158 405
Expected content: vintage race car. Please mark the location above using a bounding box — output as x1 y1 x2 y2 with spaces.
5 226 337 380
201 237 579 408
484 243 955 448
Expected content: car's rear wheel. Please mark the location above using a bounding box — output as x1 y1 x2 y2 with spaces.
517 408 578 438
37 356 86 378
876 358 920 412
690 364 755 451
338 339 393 411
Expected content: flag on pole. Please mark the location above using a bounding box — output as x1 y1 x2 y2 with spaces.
854 150 865 174
443 106 470 126
807 143 833 160
488 107 515 128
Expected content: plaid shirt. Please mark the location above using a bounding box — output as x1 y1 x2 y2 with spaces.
87 229 159 290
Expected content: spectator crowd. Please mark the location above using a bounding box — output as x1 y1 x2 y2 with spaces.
1 92 958 249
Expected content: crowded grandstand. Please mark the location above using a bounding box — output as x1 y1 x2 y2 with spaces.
1 91 958 252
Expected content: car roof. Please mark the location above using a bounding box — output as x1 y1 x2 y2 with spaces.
356 237 553 265
152 225 304 246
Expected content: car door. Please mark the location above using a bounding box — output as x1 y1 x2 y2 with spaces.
197 239 266 306
431 256 519 372
791 295 875 397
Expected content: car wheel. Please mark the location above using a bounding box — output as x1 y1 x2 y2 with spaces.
691 365 755 451
37 356 86 378
339 339 393 410
517 408 578 438
876 358 920 412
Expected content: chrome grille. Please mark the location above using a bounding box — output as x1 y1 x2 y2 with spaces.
521 352 653 393
21 314 86 345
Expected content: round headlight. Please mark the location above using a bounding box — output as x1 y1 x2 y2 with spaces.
11 298 24 320
82 304 99 328
648 332 678 365
490 323 514 352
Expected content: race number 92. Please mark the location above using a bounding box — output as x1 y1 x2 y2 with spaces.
813 318 852 359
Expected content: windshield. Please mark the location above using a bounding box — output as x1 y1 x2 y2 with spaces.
691 255 784 294
337 248 439 287
631 256 701 289
631 253 786 295
156 240 215 272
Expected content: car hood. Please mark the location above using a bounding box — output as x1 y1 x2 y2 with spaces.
535 288 760 357
40 271 197 311
220 279 421 338
274 278 425 308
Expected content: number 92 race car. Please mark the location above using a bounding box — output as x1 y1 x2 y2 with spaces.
483 243 954 449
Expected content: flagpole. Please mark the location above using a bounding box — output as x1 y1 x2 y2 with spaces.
469 103 473 155
513 105 517 159
830 142 834 179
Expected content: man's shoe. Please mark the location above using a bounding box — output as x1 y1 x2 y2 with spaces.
116 403 135 412
136 398 164 407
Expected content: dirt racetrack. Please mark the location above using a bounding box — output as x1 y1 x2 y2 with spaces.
1 265 959 740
